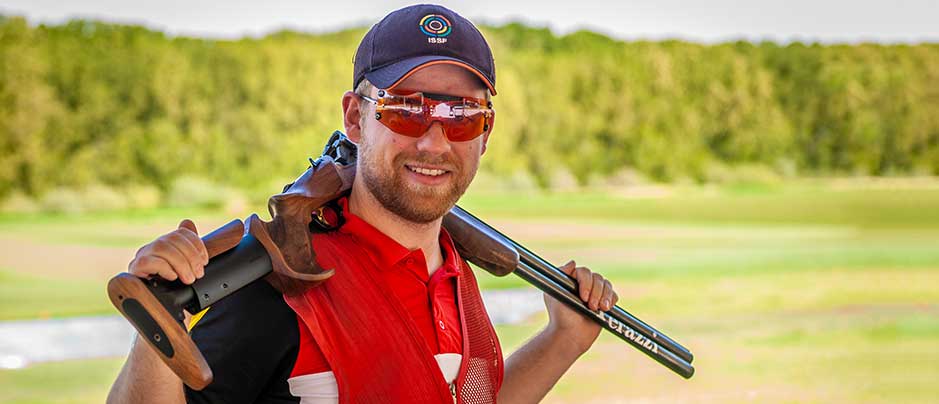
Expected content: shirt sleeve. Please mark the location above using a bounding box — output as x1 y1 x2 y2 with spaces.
184 278 300 404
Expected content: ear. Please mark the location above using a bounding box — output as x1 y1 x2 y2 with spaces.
341 91 363 143
480 131 491 156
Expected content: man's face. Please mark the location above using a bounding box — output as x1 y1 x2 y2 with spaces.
350 64 490 224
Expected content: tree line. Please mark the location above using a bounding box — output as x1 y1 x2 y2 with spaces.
1 16 937 201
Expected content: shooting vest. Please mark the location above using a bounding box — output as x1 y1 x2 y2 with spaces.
284 227 503 404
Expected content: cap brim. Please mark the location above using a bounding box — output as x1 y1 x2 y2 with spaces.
365 55 496 95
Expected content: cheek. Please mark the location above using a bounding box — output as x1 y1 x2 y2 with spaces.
376 131 418 169
457 142 483 170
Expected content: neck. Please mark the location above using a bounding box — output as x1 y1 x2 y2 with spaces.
347 178 445 275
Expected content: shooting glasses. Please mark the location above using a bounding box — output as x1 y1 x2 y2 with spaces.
358 89 494 142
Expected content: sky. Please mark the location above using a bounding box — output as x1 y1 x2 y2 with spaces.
1 0 936 43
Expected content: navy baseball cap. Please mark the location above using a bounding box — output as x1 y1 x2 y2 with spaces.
353 4 497 95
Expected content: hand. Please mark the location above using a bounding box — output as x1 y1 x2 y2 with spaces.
543 260 619 355
127 219 209 285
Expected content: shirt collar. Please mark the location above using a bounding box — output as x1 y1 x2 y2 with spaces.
336 197 462 276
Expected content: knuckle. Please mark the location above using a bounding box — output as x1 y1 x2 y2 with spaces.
177 234 202 256
166 231 186 245
158 232 175 243
182 230 202 248
137 240 160 257
127 259 146 275
134 244 149 257
131 255 152 269
150 240 171 255
195 238 208 252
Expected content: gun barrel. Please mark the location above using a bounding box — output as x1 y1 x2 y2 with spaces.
513 241 694 364
513 261 694 379
449 205 695 369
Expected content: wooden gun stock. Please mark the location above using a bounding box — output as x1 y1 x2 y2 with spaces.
107 219 245 390
107 151 355 390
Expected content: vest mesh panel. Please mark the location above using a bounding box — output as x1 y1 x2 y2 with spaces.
457 263 504 403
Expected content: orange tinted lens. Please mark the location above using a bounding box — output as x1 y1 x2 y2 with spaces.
378 108 428 137
440 113 488 142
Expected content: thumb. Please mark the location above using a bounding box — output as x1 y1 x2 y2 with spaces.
558 260 576 276
178 219 198 235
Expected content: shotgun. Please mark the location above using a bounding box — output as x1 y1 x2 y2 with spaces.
107 131 694 390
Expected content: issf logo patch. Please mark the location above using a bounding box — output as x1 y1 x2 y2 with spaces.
419 14 451 44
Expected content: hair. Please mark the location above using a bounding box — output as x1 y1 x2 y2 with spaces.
354 79 374 128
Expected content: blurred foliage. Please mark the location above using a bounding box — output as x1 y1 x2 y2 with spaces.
1 16 937 201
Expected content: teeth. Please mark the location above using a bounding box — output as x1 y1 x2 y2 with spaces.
408 166 447 176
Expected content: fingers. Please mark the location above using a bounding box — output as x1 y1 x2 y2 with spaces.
164 231 205 282
148 234 196 284
178 218 209 265
175 231 208 275
606 280 619 308
598 279 618 311
572 265 593 302
127 220 208 284
564 260 617 311
558 260 576 276
129 255 177 282
587 273 606 311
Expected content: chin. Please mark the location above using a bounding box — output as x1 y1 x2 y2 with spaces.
395 191 458 223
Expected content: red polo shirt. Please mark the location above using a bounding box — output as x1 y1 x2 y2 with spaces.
290 198 464 377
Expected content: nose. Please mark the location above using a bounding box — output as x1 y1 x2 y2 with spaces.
416 121 451 156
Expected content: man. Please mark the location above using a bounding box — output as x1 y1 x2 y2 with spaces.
108 4 619 404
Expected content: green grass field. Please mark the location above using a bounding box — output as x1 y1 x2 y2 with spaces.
1 180 937 403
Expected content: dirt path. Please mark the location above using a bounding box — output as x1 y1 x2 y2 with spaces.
0 219 232 280
0 236 135 280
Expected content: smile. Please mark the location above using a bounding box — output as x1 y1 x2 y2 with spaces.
406 165 449 177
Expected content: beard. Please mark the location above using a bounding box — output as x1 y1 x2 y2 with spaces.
357 133 476 224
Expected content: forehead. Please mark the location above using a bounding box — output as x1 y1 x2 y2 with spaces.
392 64 487 99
